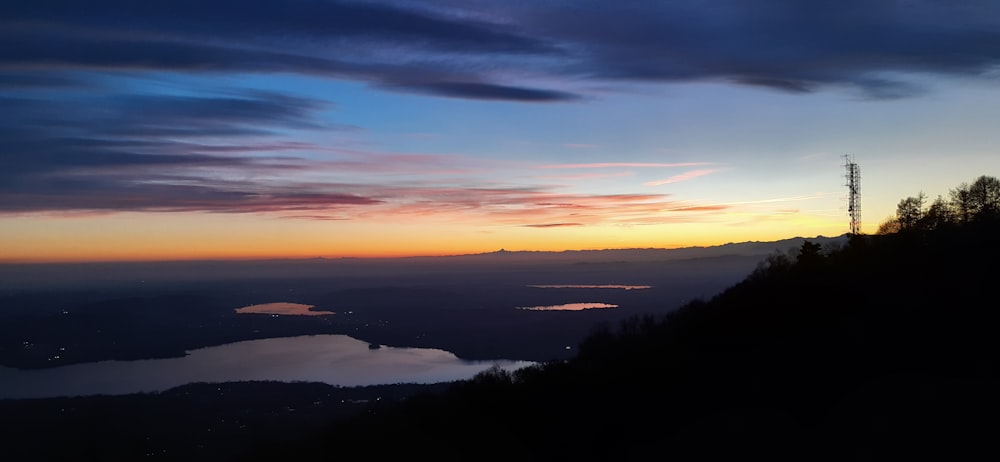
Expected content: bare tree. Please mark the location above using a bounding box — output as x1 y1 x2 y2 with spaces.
967 175 1000 220
876 216 901 235
919 195 956 230
895 192 925 230
950 182 972 223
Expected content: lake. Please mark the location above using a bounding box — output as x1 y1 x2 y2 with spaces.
517 283 650 310
516 303 619 311
0 334 534 400
235 302 335 316
527 284 652 290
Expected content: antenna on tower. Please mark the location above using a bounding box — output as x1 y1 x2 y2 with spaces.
843 155 861 235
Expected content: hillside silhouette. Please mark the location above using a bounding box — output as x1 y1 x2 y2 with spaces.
243 176 1000 461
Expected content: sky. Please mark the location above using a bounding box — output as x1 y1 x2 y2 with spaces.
2 0 1000 262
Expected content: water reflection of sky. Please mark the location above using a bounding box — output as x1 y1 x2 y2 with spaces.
0 335 533 400
235 302 335 316
528 285 651 290
516 303 619 311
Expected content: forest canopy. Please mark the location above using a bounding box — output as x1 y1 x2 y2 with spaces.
877 175 1000 234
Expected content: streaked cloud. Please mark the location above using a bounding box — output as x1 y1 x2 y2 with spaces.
0 0 576 102
643 169 718 186
383 81 581 102
0 62 823 234
538 162 714 169
663 204 730 212
719 193 832 206
5 1 996 101
365 188 740 227
522 223 584 228
536 172 635 181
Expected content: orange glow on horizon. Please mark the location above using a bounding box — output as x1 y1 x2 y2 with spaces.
0 207 852 264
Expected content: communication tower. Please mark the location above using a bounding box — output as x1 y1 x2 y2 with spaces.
844 155 861 235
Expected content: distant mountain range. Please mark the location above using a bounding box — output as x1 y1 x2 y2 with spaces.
460 234 850 263
0 234 849 291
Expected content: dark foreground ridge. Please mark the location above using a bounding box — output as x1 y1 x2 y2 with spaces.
242 214 1000 460
0 381 451 461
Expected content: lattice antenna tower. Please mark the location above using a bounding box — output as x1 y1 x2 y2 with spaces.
844 155 861 235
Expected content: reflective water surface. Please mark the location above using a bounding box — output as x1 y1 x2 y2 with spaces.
528 285 651 290
0 335 533 400
235 302 335 316
516 303 619 311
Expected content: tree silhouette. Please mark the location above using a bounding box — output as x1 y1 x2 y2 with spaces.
895 192 925 230
949 182 973 223
878 175 1000 234
876 215 900 235
967 175 1000 220
795 240 823 267
919 195 956 231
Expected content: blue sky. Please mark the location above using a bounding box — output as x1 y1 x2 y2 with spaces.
2 0 999 261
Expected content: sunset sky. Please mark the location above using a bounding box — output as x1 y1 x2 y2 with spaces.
3 0 1000 262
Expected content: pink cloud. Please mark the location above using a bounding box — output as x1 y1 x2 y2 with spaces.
538 162 713 169
536 171 635 181
717 193 831 206
9 138 745 228
367 188 674 224
280 214 351 221
313 149 485 175
643 169 717 186
664 204 731 212
522 223 584 228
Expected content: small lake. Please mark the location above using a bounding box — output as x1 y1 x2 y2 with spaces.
0 335 534 400
235 302 334 316
516 303 619 311
518 284 647 311
528 285 651 290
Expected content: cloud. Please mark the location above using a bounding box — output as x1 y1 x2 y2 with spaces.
1 0 556 54
522 223 584 228
108 92 328 130
732 76 816 94
384 81 581 102
531 0 1000 96
281 215 351 221
0 72 87 89
643 169 718 186
2 86 696 219
719 193 830 206
0 91 329 177
0 0 575 103
0 88 465 215
538 162 714 169
4 0 992 226
365 188 692 226
6 1 996 103
663 205 730 212
0 120 744 227
536 172 634 181
0 186 381 215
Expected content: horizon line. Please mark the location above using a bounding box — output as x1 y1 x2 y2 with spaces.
0 233 849 265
